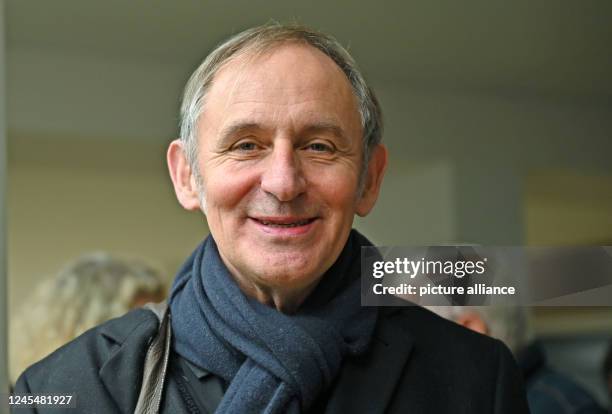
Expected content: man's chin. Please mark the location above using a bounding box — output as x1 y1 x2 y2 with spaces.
249 252 315 272
251 268 324 294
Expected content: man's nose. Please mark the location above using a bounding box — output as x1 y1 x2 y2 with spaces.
260 141 306 202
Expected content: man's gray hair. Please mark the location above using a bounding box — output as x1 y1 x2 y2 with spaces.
179 22 383 185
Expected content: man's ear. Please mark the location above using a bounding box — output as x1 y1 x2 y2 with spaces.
356 144 388 217
167 139 201 211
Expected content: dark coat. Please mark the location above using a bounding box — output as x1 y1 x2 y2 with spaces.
14 306 529 413
518 342 606 413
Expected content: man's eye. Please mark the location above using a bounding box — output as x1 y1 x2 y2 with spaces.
307 142 333 152
234 141 259 151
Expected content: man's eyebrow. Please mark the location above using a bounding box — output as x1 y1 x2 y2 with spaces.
217 122 265 147
216 120 351 147
301 122 350 143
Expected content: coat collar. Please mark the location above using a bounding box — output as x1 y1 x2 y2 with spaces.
323 308 414 414
98 309 160 412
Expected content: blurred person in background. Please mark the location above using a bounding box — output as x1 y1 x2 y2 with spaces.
9 252 166 385
429 306 606 414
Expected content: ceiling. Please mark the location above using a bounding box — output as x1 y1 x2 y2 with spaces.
6 0 612 100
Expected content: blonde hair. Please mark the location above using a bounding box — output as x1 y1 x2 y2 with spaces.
9 252 165 383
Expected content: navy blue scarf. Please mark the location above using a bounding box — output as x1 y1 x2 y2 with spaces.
168 229 378 413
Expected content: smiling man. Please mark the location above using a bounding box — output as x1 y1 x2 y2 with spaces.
167 38 384 314
14 23 529 414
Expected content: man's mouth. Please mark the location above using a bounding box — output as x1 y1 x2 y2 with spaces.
252 217 317 228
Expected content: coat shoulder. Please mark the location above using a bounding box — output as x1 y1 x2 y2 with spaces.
15 308 158 392
390 305 503 355
381 306 529 413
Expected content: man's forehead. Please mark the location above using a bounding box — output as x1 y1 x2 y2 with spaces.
205 43 358 111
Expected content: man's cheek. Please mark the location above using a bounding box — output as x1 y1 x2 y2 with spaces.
309 168 358 197
207 172 258 207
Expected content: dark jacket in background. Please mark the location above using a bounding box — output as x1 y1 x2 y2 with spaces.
519 341 605 414
14 306 529 413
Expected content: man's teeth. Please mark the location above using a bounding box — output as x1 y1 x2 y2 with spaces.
259 219 311 227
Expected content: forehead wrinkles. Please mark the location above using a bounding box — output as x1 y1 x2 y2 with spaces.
210 44 356 117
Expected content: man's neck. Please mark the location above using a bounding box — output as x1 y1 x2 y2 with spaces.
218 252 321 314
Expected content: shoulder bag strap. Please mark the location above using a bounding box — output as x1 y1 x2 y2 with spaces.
134 301 172 414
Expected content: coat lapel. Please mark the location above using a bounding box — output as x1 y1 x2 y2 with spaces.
324 309 414 414
98 310 159 413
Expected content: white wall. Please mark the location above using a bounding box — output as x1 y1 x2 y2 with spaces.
374 84 612 244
